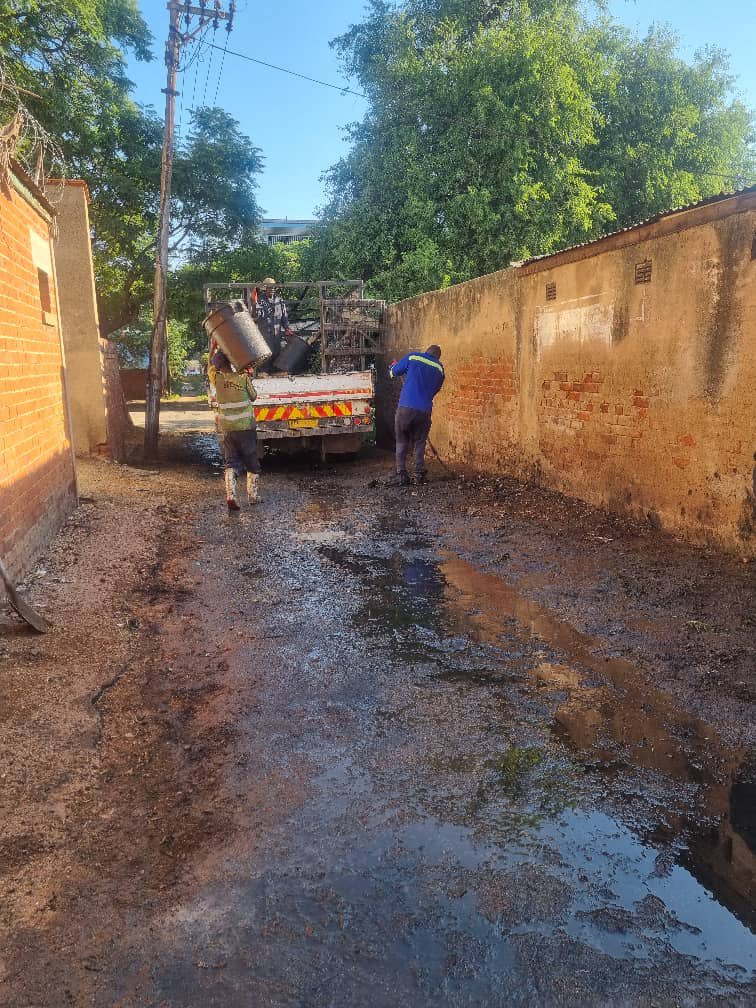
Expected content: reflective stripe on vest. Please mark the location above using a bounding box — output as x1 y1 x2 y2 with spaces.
218 403 254 422
215 374 255 432
408 354 444 374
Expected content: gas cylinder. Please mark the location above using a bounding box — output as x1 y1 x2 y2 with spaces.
273 333 312 374
203 300 271 370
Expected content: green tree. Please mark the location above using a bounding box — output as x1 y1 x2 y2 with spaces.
1 3 263 337
0 1 158 334
96 106 264 337
114 314 191 393
587 22 755 225
168 239 314 358
316 1 755 300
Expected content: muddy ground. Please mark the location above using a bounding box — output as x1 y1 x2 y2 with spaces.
1 435 754 1007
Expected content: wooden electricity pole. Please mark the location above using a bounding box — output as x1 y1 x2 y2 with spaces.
144 0 236 460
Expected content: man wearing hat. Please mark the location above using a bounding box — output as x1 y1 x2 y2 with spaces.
256 277 293 359
208 347 262 511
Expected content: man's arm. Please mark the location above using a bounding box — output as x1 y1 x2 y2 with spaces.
389 354 410 378
279 299 292 335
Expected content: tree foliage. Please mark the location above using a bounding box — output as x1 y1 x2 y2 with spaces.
1 2 263 337
95 106 264 337
314 0 755 300
168 239 315 355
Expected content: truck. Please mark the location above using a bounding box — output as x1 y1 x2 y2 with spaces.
204 281 386 461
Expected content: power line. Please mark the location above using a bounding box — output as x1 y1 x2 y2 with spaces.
190 33 202 111
201 26 217 107
198 47 753 190
213 34 230 104
205 41 367 99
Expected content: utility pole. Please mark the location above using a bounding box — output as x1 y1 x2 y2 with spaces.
144 0 236 460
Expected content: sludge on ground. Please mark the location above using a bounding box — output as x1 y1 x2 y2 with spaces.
0 436 754 1007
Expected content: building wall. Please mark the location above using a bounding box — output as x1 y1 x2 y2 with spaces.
383 191 756 554
120 368 148 402
47 180 108 456
0 165 77 581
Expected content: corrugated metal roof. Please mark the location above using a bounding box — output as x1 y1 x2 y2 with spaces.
516 184 756 267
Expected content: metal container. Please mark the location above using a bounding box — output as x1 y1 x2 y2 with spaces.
259 322 282 361
203 300 271 369
273 333 312 374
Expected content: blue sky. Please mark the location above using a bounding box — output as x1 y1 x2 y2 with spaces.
126 1 756 219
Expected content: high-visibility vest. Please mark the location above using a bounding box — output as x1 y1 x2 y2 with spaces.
214 371 257 433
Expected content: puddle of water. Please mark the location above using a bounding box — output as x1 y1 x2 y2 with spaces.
319 542 756 972
436 553 756 928
541 808 756 975
187 433 223 470
294 499 369 545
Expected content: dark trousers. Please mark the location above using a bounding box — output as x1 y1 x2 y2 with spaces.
395 406 432 476
222 428 261 476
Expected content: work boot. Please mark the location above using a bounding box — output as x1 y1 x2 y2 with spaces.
224 469 240 512
394 472 410 487
247 472 261 504
414 472 428 486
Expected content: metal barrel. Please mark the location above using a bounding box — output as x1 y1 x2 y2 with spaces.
273 333 312 374
203 300 272 370
259 322 282 361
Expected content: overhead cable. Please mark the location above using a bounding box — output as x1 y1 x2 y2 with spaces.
202 26 217 107
204 42 367 99
213 35 230 104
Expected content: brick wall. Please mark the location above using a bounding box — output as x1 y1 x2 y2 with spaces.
101 340 131 463
383 188 756 555
0 163 77 581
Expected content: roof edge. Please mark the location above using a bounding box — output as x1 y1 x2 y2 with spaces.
517 186 756 275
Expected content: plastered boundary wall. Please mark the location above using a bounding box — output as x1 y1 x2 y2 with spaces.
46 180 108 457
0 162 77 581
381 190 756 555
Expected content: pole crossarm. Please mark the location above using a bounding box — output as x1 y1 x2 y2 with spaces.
169 1 236 34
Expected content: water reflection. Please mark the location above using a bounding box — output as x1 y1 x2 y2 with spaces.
322 542 756 951
438 553 756 931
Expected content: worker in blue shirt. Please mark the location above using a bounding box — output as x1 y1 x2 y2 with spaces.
389 345 445 486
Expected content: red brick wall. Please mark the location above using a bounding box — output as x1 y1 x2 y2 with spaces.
102 341 131 463
0 168 77 581
446 354 518 468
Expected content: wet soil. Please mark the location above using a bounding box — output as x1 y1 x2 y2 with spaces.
0 438 754 1007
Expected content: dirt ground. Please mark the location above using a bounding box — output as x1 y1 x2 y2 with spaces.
1 434 754 1007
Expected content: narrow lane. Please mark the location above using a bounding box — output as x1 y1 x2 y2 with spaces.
136 448 755 1007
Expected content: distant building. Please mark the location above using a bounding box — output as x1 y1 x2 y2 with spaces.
258 218 316 246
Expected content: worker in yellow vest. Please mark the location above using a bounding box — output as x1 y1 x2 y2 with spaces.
208 347 261 511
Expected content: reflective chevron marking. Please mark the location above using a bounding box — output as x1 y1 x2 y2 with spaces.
254 401 354 421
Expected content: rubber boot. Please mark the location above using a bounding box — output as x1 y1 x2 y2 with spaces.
247 472 261 504
225 469 240 511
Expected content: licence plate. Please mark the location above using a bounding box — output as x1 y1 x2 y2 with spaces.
289 419 319 429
